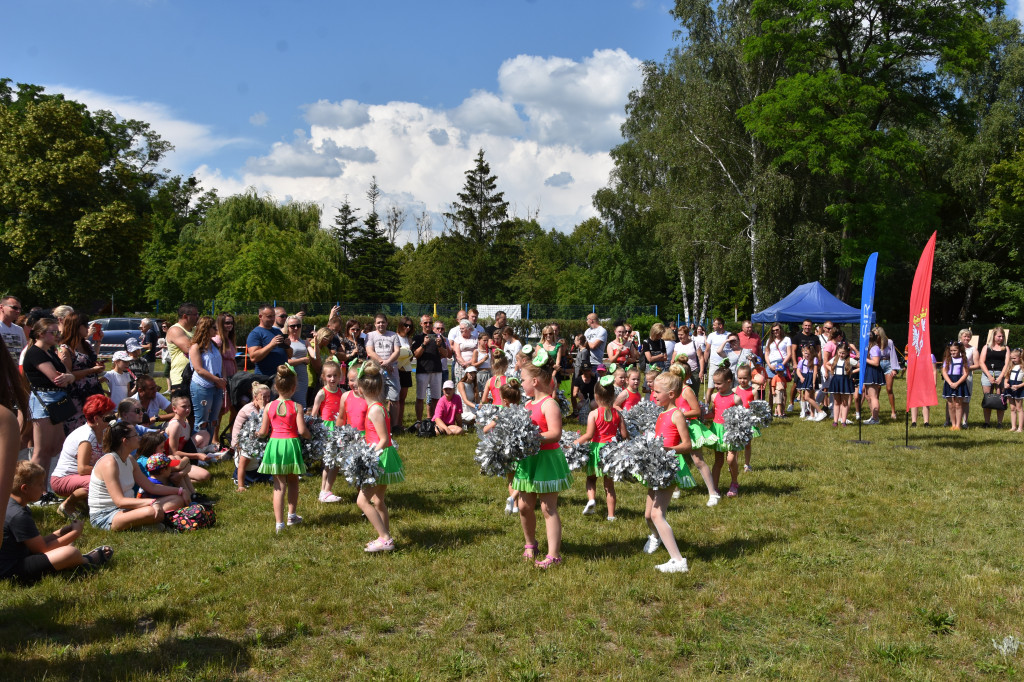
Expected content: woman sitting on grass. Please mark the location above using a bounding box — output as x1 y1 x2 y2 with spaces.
2 461 112 583
88 423 188 531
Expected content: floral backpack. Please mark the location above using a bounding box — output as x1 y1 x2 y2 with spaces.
168 503 216 532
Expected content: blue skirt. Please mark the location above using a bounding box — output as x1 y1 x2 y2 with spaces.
829 374 854 395
796 373 816 391
1004 386 1024 400
943 379 969 399
862 364 885 386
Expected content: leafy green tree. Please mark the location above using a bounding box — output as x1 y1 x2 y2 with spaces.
328 198 362 265
0 79 170 304
347 179 398 302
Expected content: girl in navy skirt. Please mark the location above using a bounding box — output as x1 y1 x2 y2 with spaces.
827 343 858 427
795 345 825 421
942 341 969 431
1002 348 1022 433
861 331 885 424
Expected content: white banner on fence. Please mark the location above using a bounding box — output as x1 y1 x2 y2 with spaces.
475 304 522 320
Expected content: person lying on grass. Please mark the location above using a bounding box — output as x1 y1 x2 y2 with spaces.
88 423 188 532
2 461 112 583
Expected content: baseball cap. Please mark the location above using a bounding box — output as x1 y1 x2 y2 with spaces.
125 338 142 353
465 366 477 373
443 380 455 389
146 454 171 472
596 364 608 373
112 350 132 363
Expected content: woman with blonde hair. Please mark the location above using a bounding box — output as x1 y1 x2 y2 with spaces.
188 316 225 449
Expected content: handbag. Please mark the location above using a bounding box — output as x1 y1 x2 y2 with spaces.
167 503 216 532
981 392 1006 411
31 389 75 425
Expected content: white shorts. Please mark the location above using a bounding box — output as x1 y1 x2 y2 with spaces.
416 372 442 400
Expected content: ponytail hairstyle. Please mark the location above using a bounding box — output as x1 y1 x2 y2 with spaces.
522 346 556 385
356 360 385 402
274 364 297 396
491 350 509 375
669 355 691 383
594 377 617 406
712 358 734 385
654 368 683 397
103 422 137 454
835 342 853 374
499 378 523 405
943 341 964 371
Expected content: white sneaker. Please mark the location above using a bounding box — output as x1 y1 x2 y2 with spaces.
606 516 616 522
287 514 303 526
671 489 681 499
846 419 855 425
511 505 519 514
504 496 515 515
319 491 342 503
582 500 596 515
786 403 794 412
814 411 827 422
707 494 720 507
656 558 689 573
855 412 861 421
643 534 661 554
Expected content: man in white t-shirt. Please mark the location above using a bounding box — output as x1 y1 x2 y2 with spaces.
704 317 730 370
365 313 401 427
466 308 487 337
0 296 26 362
584 313 608 365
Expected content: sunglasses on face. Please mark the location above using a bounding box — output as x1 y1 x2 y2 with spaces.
288 324 300 329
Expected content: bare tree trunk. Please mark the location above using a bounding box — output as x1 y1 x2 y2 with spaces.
959 284 973 322
748 209 761 311
679 265 692 324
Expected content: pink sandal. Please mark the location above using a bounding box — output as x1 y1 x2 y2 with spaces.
534 555 562 569
522 543 538 561
364 538 396 553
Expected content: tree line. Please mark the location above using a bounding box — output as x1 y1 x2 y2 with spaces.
2 1 1023 324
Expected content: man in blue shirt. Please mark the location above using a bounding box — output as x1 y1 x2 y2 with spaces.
246 305 291 375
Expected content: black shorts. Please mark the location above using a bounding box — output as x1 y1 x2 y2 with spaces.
3 554 55 584
398 370 413 389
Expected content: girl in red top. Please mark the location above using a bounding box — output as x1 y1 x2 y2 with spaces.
512 350 572 569
311 361 343 504
334 364 368 434
643 370 694 573
574 377 627 521
257 365 311 534
707 363 743 500
667 362 718 505
613 367 643 413
481 351 509 404
357 361 405 553
734 365 764 473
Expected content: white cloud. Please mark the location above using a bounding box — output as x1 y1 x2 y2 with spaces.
45 85 248 169
451 90 525 137
249 111 268 126
303 99 371 128
244 131 345 177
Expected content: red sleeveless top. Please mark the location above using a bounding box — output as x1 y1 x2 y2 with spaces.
655 407 682 447
344 392 367 431
320 387 341 421
622 389 641 410
269 400 299 438
712 392 737 425
527 396 558 450
734 386 754 408
364 401 391 447
593 406 620 443
488 375 507 403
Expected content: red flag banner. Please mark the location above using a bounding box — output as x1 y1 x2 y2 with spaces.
907 231 938 409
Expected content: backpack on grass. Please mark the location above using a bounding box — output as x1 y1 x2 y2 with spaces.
167 504 216 532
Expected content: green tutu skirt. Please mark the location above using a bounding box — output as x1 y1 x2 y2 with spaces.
377 445 405 485
324 420 335 432
258 437 307 475
676 455 696 489
586 442 610 477
513 447 573 494
687 420 719 450
707 422 731 452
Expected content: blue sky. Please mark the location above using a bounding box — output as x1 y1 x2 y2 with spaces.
3 0 682 237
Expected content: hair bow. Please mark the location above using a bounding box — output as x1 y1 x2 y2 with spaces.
599 375 615 386
605 363 618 374
532 348 550 367
507 377 520 387
521 344 534 356
286 364 296 375
674 353 688 365
356 362 366 378
492 348 504 358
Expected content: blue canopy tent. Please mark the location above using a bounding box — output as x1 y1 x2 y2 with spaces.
752 281 863 324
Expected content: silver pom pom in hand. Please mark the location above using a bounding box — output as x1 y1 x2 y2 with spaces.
341 440 383 488
323 424 363 470
474 405 541 476
556 389 572 418
301 416 332 469
623 399 661 438
234 413 267 465
560 431 591 472
723 405 755 449
600 433 678 488
748 400 773 428
474 403 500 437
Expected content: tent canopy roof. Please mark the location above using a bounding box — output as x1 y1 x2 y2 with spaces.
751 281 863 324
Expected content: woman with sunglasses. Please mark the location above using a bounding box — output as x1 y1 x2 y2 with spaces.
284 316 312 408
22 318 74 497
762 324 791 416
49 395 116 520
57 312 106 431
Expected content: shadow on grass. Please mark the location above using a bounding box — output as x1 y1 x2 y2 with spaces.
689 533 782 562
754 462 806 472
737 482 800 497
561 536 647 559
402 523 503 550
388 488 483 514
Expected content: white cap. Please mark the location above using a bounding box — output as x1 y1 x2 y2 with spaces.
112 350 132 362
443 380 455 390
465 366 477 373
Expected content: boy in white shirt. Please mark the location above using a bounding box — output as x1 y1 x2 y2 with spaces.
105 351 134 405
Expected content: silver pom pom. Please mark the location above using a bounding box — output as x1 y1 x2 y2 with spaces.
235 412 267 465
342 440 383 488
474 403 500 437
323 424 363 470
613 385 623 398
474 405 542 476
600 432 679 489
556 389 572 418
723 406 755 449
623 399 661 437
301 416 332 469
749 400 773 428
560 431 591 472
577 397 591 425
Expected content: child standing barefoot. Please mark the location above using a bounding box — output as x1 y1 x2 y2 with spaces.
644 370 693 573
357 362 405 552
310 361 343 503
575 377 625 521
257 365 310 533
514 350 572 568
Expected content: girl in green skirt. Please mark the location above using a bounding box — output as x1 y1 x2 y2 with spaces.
357 361 405 553
258 365 311 533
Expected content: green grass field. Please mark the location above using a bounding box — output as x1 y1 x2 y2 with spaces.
2 379 1024 680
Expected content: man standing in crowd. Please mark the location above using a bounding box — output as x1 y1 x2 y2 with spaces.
246 304 291 376
411 314 448 426
737 320 762 361
485 311 507 338
166 303 198 392
138 317 160 374
448 310 471 380
466 308 486 337
273 306 288 331
0 296 26 362
366 313 402 430
704 317 730 401
584 313 608 366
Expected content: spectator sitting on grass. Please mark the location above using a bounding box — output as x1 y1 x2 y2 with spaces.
3 461 112 583
434 381 465 435
130 375 173 425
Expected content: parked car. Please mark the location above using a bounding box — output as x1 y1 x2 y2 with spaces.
93 318 163 357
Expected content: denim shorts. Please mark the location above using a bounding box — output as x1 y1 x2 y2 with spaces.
90 507 121 531
384 371 400 401
28 389 68 421
880 358 891 375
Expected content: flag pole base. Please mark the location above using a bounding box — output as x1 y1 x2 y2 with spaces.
847 439 872 445
895 445 919 450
